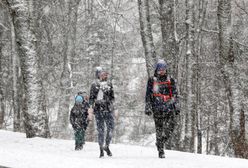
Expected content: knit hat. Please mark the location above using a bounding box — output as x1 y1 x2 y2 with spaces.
75 95 83 104
155 59 167 71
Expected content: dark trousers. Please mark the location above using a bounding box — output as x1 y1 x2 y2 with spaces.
154 113 175 152
74 128 85 147
95 111 115 147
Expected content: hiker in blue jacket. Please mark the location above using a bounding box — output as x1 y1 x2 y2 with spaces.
145 59 180 158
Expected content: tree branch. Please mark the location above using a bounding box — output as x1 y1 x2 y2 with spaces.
235 0 248 16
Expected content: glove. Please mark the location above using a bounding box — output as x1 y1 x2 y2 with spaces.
175 109 180 115
87 108 94 121
145 110 152 116
174 103 180 115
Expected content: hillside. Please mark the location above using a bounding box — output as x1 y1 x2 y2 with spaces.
0 130 247 168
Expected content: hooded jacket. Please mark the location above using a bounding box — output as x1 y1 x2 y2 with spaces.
145 68 178 117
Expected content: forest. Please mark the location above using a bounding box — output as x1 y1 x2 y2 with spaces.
0 0 248 159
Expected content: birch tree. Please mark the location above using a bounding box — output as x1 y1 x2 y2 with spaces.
5 0 50 138
184 0 194 152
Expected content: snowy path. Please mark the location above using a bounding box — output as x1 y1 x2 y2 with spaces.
0 130 247 168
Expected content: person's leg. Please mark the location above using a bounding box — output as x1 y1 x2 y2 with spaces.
95 112 105 157
95 112 105 147
163 113 175 150
154 117 165 158
104 112 115 156
105 112 115 146
78 129 85 149
74 129 83 150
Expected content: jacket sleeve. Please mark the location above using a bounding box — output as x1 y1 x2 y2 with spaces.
109 82 115 103
89 83 98 107
83 103 89 130
170 78 180 114
70 107 75 128
170 78 178 100
145 77 153 113
85 102 89 117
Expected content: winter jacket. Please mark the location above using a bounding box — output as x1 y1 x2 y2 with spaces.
145 72 179 118
89 80 115 112
70 102 89 130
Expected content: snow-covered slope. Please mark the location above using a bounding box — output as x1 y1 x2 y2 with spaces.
0 130 247 168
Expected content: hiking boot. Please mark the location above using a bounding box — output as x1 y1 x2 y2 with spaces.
75 145 80 151
103 146 112 156
78 145 83 150
99 147 104 158
159 151 165 158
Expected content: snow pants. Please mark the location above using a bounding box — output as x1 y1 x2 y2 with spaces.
95 111 115 147
154 113 175 152
74 128 85 147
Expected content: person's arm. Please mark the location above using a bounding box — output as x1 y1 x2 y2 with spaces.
69 107 76 129
88 84 96 119
89 83 97 107
170 78 178 97
109 82 115 103
145 77 153 116
170 78 180 114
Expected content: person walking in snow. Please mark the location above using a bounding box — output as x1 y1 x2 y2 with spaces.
145 59 180 158
70 92 89 150
88 67 115 158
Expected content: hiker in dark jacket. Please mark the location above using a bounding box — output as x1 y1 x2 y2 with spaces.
70 93 89 150
88 67 115 158
145 59 180 158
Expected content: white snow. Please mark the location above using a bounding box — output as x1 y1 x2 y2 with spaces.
0 130 247 168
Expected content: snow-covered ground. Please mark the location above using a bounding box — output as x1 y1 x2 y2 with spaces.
0 130 247 168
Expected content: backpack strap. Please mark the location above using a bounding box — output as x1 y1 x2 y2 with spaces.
153 79 173 102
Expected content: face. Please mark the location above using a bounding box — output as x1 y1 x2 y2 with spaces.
157 68 167 76
100 71 108 80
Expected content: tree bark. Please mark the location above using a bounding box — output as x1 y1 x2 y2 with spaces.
6 0 50 138
56 0 81 137
217 0 244 158
138 0 157 77
10 13 22 132
185 0 194 152
0 4 6 129
159 0 178 77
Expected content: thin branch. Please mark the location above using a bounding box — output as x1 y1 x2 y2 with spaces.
235 0 248 16
201 27 219 34
232 38 248 48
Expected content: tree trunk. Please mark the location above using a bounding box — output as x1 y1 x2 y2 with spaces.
159 0 178 77
6 0 50 138
217 0 245 158
10 13 22 132
185 0 194 152
56 0 81 137
0 4 6 129
138 0 157 77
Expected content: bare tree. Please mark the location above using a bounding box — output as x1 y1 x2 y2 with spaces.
158 0 178 77
138 0 157 77
0 3 7 129
217 0 246 158
5 0 50 138
56 0 81 137
184 0 195 152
